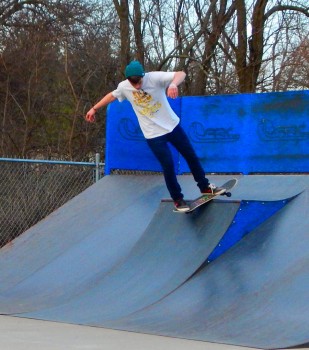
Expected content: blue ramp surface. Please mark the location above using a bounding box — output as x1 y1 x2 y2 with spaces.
207 198 289 263
0 175 308 349
104 191 309 349
15 200 239 320
0 175 167 311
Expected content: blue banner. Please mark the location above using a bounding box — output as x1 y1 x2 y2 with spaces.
105 90 309 174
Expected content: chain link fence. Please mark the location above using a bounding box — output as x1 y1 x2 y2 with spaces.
0 157 104 248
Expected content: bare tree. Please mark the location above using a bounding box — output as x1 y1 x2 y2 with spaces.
1 0 308 160
113 0 131 74
274 38 309 90
233 0 309 92
137 0 308 94
0 0 118 159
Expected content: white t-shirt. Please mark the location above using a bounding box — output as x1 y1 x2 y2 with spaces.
112 71 180 139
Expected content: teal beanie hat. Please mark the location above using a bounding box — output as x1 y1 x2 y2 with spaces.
125 61 145 78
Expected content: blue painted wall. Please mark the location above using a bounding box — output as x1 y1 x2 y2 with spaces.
105 90 309 174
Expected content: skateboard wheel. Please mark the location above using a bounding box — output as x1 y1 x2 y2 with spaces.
225 192 232 197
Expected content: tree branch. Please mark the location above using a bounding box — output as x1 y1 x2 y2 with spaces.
265 5 309 20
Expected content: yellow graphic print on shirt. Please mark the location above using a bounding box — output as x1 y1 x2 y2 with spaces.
133 90 162 118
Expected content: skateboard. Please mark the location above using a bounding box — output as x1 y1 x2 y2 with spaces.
175 178 238 213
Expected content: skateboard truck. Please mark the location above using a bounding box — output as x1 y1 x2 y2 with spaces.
222 191 232 197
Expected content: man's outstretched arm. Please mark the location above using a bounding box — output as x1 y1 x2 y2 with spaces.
85 92 117 123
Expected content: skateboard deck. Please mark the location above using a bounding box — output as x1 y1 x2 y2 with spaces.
175 178 238 213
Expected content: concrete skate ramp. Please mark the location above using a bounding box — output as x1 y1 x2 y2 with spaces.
0 175 167 306
103 190 309 349
0 175 308 349
10 200 239 319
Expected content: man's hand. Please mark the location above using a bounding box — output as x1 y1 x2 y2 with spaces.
167 83 179 99
85 108 96 123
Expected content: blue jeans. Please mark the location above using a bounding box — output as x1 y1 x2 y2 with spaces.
146 124 209 201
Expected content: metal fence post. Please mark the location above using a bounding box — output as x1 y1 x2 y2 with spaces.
95 153 100 183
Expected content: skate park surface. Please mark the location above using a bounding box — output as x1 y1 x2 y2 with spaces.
0 174 308 350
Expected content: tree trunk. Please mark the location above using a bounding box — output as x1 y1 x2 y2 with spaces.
113 0 130 76
234 0 268 93
133 0 144 65
248 0 268 92
234 0 249 92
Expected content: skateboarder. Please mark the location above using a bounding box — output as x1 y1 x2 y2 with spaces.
85 60 222 211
